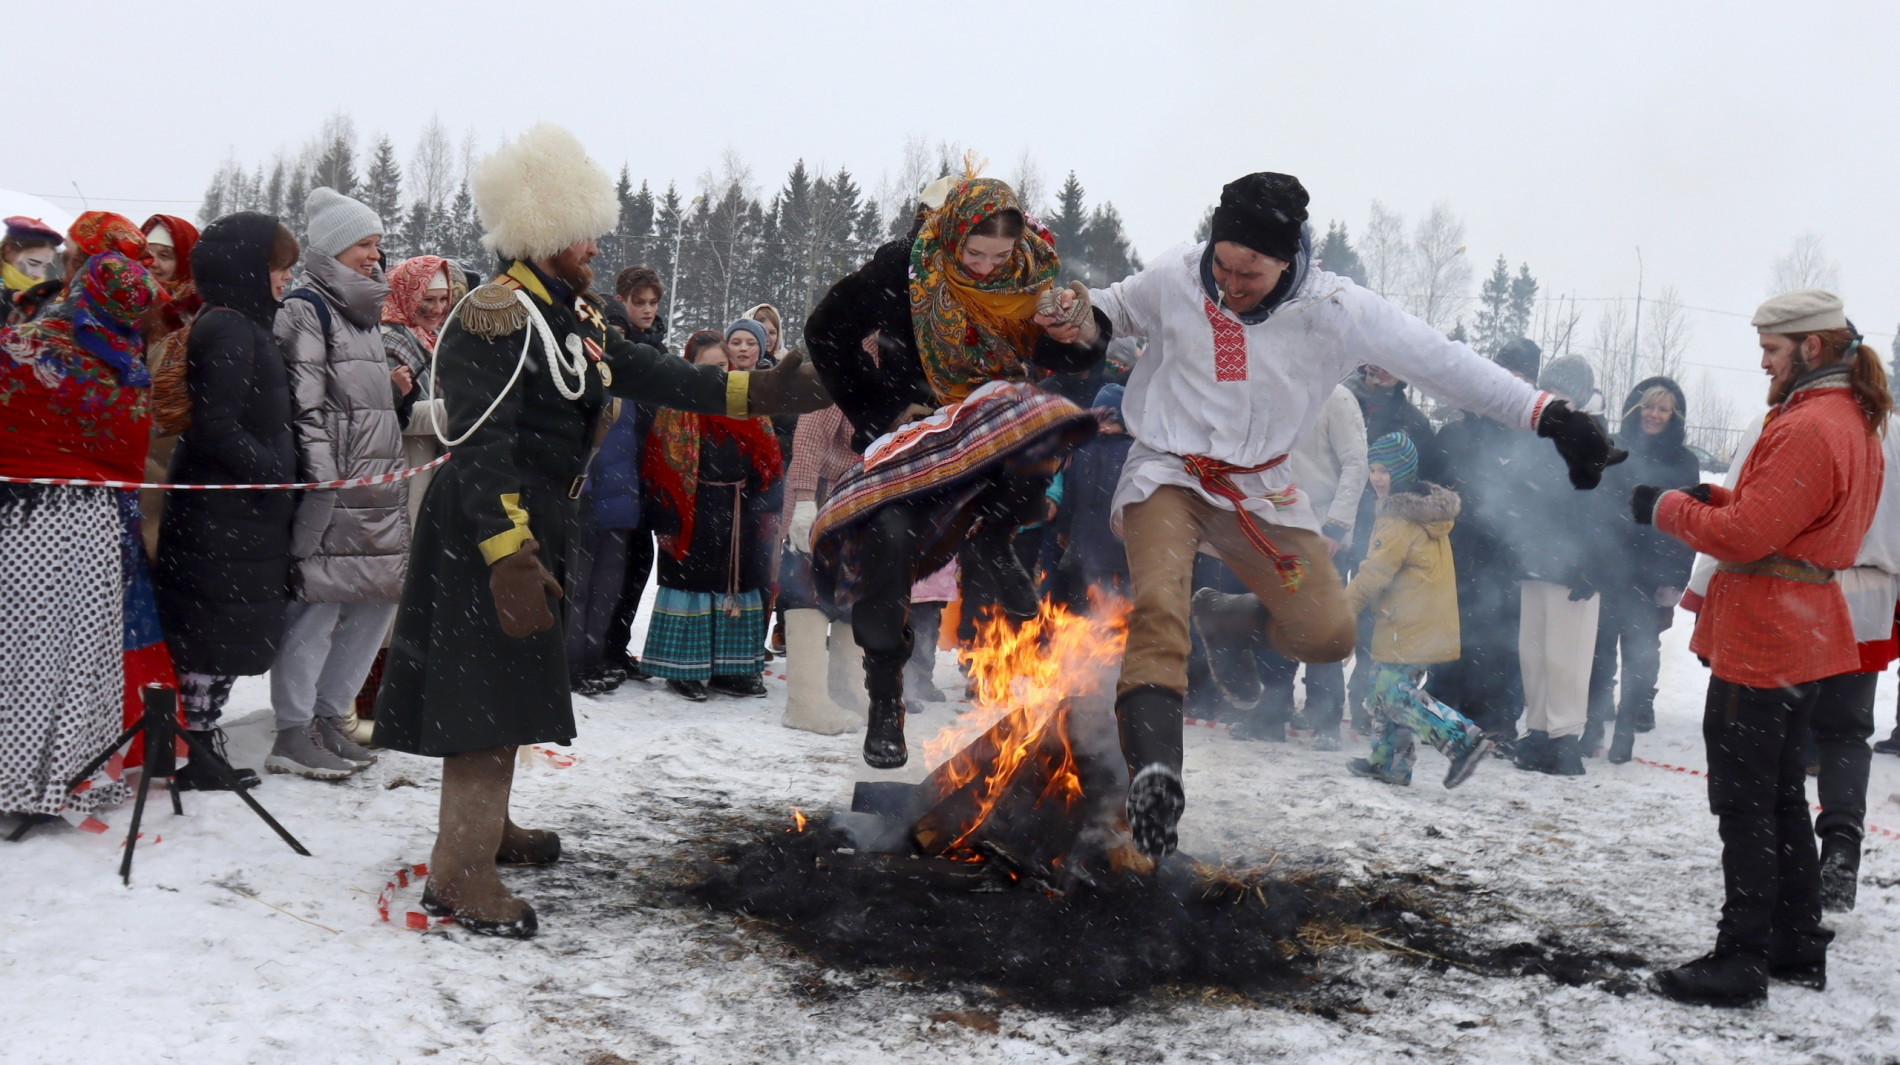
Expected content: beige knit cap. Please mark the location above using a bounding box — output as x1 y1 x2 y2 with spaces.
1753 289 1847 334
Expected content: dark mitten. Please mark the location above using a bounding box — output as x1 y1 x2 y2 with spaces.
1567 572 1598 602
489 539 563 638
1683 483 1714 503
745 350 833 415
1535 399 1627 490
1629 485 1664 525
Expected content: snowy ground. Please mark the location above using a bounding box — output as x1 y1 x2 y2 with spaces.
4 609 1899 1065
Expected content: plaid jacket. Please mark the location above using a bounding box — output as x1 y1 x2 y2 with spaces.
1657 378 1882 688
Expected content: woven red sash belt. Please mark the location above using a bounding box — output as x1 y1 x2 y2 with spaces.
1181 453 1307 594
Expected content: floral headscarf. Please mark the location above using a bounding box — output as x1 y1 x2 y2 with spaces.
908 177 1060 405
382 255 460 350
69 212 153 266
141 214 202 335
73 253 162 385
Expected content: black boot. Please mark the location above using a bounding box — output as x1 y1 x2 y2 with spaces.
174 728 261 791
1819 833 1860 913
1190 589 1266 710
1579 716 1606 758
666 679 709 702
1873 728 1900 756
1117 685 1187 859
1607 717 1637 764
1511 730 1551 773
863 694 908 769
966 528 1040 623
1542 735 1585 776
1652 950 1768 1007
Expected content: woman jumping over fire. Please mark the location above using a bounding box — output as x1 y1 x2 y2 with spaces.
804 169 1111 770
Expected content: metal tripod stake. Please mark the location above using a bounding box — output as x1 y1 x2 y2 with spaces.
6 686 310 884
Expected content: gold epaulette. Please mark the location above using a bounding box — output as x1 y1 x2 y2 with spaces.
461 282 529 339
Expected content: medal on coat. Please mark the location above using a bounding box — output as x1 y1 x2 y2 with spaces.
566 334 613 387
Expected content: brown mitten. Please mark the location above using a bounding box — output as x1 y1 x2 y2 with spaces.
489 540 562 638
745 349 833 415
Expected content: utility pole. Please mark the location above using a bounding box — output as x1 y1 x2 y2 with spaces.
1630 246 1644 394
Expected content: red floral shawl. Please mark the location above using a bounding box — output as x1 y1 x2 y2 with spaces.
382 256 454 350
142 215 202 335
643 410 782 562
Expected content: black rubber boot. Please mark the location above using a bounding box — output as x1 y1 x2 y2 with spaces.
1819 833 1859 913
1652 950 1768 1007
1190 589 1266 710
1117 685 1187 860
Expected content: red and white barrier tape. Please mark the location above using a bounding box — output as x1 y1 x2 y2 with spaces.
375 862 451 930
0 453 449 491
1633 756 1900 842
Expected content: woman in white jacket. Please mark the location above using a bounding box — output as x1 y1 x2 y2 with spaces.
1088 171 1621 859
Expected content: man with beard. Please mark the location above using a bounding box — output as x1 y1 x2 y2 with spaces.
372 124 829 938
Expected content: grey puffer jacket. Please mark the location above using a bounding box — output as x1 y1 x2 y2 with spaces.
276 251 408 601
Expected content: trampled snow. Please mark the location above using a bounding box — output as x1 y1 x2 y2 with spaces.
3 612 1897 1064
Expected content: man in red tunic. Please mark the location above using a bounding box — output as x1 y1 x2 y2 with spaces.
1631 289 1889 1006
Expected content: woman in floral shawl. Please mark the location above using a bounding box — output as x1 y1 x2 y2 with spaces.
380 255 463 523
0 251 166 820
803 172 1111 768
640 331 784 701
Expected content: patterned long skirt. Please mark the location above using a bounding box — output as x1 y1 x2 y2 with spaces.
641 587 766 681
0 486 131 816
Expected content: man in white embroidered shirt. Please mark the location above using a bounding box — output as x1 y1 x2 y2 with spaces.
1092 172 1622 859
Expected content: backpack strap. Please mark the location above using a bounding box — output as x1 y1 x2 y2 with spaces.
283 288 333 346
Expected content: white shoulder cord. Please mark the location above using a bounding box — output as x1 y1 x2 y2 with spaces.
430 287 591 448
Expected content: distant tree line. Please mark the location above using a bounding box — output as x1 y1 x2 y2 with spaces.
196 117 1144 348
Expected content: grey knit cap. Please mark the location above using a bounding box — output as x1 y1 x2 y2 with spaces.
305 186 383 257
725 318 770 354
1537 354 1595 406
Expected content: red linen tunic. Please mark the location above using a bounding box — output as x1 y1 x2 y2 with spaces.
1655 382 1882 688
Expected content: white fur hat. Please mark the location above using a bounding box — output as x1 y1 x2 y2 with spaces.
472 123 619 260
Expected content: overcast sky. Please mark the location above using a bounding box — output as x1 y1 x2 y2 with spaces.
12 1 1897 425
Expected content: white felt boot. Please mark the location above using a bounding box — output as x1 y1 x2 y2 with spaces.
780 609 861 735
827 620 871 723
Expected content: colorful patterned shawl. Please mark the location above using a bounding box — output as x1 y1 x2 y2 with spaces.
908 177 1060 405
382 256 459 351
643 409 783 562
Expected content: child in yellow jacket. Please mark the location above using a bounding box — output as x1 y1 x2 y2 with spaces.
1345 432 1493 788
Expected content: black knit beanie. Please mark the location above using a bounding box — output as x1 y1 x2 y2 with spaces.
1494 338 1542 382
1208 173 1308 262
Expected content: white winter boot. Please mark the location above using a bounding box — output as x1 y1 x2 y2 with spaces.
781 609 862 735
827 619 871 722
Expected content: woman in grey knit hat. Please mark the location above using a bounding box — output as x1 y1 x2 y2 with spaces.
263 187 411 779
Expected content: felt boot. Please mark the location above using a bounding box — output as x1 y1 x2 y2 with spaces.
781 609 861 735
421 747 537 938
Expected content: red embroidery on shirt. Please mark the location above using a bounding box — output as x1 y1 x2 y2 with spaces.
1204 298 1247 382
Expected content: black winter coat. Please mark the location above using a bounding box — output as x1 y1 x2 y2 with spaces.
154 212 299 676
1598 376 1700 598
804 234 1112 451
647 431 776 594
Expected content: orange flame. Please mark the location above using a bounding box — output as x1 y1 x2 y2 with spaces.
920 594 1129 853
790 807 807 833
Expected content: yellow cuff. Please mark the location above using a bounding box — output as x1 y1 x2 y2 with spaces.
477 493 534 564
726 371 750 418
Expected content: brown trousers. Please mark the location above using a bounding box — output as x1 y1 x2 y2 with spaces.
1118 486 1355 697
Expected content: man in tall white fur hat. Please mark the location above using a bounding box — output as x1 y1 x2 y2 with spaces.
372 123 829 937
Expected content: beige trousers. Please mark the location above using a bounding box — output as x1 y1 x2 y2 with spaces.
1517 579 1600 740
1118 486 1356 697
